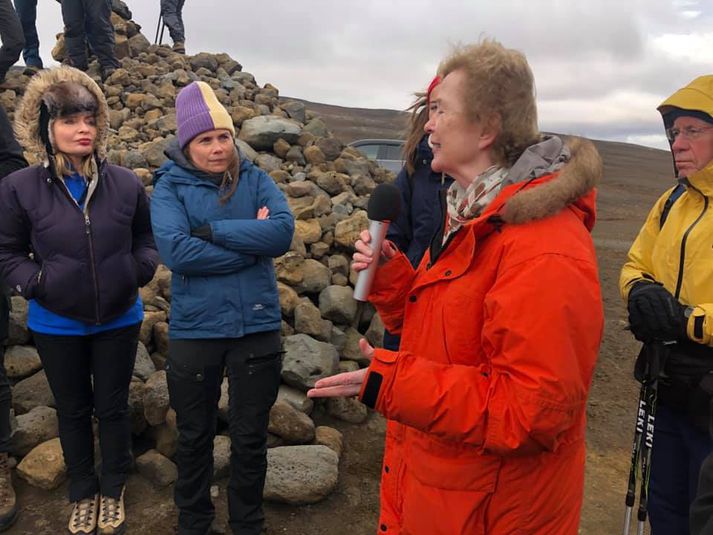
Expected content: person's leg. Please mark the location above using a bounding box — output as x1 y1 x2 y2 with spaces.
684 417 713 511
167 339 225 535
82 0 119 70
12 0 41 68
0 0 24 81
33 331 98 502
176 0 186 40
90 323 140 498
648 405 691 534
160 0 184 44
225 332 281 535
0 343 16 532
60 0 88 70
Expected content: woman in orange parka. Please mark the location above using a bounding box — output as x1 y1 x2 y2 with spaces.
308 39 604 534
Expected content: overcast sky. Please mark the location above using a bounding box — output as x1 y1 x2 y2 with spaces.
30 0 711 150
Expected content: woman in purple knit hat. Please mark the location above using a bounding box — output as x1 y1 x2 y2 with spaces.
151 81 294 535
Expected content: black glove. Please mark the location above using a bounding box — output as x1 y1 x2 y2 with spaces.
190 224 213 242
627 280 687 343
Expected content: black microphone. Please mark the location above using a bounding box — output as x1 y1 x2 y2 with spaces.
353 183 401 302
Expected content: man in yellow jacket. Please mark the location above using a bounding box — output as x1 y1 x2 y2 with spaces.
621 75 713 534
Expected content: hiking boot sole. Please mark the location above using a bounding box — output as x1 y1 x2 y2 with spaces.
0 509 17 533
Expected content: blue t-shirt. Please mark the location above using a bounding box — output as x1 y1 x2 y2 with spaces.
27 172 144 334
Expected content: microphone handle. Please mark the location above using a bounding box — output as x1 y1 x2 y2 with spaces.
353 220 389 302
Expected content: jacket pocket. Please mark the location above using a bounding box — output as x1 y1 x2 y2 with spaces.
165 356 205 383
408 444 500 491
400 446 500 535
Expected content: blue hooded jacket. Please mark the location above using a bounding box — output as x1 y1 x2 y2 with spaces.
150 144 295 339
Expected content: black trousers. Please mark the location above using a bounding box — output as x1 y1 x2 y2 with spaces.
32 323 140 502
0 0 24 80
13 0 41 67
167 331 281 535
60 0 119 70
160 0 185 43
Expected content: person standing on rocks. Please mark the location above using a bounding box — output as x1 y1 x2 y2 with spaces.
13 0 43 74
382 76 453 352
160 0 186 54
0 66 159 535
308 39 604 534
150 81 294 535
621 75 713 535
0 103 28 532
0 0 24 85
59 0 120 80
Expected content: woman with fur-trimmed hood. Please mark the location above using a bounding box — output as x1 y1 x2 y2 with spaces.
0 66 158 535
308 40 604 534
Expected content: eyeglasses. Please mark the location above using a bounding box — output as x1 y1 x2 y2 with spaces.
665 125 713 142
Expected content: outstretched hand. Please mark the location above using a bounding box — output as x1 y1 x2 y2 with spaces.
307 339 375 398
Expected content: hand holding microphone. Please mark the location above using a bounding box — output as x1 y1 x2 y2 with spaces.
353 183 401 302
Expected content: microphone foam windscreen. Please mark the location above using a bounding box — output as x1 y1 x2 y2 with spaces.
367 183 402 221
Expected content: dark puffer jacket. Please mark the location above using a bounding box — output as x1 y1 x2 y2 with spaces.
0 103 27 341
384 136 453 350
387 136 453 268
0 67 158 324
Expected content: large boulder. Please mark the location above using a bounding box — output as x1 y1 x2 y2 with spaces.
267 400 315 445
136 449 177 487
143 371 170 426
264 445 338 504
4 345 42 380
11 406 59 457
282 334 339 391
13 370 55 415
238 116 301 150
16 438 66 490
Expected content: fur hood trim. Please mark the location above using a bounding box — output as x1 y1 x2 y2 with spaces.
14 66 109 161
501 137 602 224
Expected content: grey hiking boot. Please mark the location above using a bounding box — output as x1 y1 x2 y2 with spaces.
97 487 126 534
68 494 98 535
0 453 17 532
172 41 186 54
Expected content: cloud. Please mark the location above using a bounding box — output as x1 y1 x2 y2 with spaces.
28 0 710 149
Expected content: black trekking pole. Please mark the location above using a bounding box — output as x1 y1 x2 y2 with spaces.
636 374 658 535
154 14 163 45
623 380 648 534
159 17 166 46
622 341 671 535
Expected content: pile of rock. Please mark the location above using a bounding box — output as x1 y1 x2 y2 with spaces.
0 13 396 506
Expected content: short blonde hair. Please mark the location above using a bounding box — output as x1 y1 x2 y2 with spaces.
438 39 540 165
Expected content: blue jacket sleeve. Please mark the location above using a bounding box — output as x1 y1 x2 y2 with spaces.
386 166 413 252
209 171 295 257
150 178 257 276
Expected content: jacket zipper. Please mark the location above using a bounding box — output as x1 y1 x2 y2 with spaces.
674 187 708 299
84 214 101 324
52 174 102 323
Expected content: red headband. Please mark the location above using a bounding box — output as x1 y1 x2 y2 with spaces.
426 75 441 104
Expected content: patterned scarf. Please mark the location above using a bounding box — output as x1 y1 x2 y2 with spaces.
443 166 509 243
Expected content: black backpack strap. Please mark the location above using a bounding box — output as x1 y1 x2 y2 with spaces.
659 183 686 228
